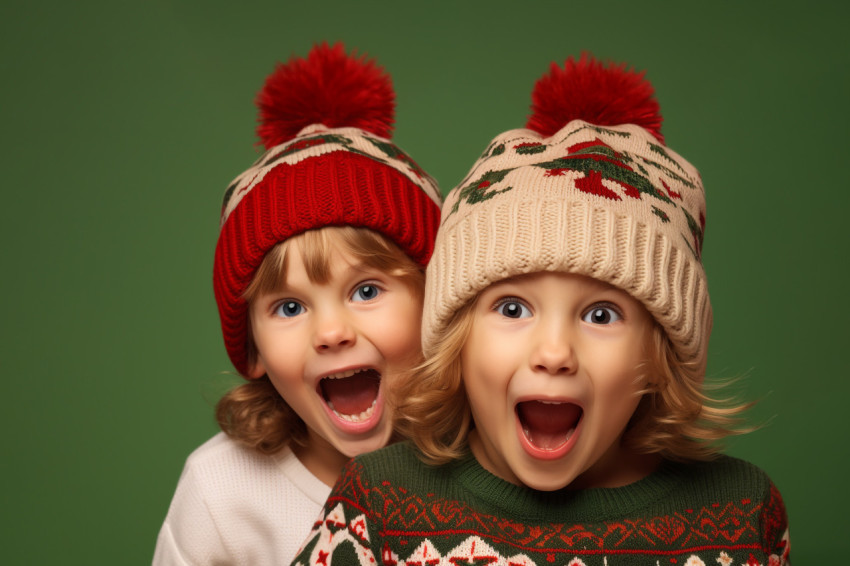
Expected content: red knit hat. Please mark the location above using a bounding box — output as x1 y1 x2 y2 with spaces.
213 43 442 377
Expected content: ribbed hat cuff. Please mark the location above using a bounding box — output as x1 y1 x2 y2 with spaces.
214 151 441 377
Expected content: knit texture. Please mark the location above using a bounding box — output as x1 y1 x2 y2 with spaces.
153 433 331 565
423 121 709 371
214 123 442 376
291 443 790 566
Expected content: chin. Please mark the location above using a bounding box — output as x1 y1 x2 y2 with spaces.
334 426 393 459
511 454 585 491
517 471 576 492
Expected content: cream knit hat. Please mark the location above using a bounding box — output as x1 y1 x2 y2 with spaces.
423 54 710 372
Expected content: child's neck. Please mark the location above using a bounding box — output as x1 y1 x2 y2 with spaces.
292 433 351 487
571 450 662 490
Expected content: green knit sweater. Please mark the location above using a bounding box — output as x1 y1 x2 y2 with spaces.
292 442 789 566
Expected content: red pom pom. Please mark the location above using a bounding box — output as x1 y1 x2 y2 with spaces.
526 53 663 144
256 42 395 149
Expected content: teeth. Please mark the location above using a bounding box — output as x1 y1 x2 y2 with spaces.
328 399 377 423
539 400 563 405
324 368 371 380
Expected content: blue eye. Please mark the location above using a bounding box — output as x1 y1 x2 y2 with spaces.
582 305 621 325
495 299 531 319
274 301 304 318
352 284 382 302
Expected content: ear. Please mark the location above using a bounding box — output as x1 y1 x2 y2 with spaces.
246 358 267 380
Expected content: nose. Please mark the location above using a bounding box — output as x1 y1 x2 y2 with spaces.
313 309 356 352
529 322 576 376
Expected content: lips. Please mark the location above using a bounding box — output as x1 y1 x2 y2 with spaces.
319 368 382 423
516 400 582 453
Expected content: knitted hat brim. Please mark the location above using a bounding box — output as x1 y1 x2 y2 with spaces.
215 150 441 377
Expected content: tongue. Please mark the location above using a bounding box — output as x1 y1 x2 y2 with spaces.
320 370 381 416
517 401 582 450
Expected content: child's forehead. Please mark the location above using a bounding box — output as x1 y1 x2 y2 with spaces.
486 271 624 294
280 243 375 283
290 238 362 266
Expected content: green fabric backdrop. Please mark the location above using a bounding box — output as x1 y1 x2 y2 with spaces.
3 0 847 561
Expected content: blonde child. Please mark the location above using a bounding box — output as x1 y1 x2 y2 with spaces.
292 54 790 565
153 43 441 565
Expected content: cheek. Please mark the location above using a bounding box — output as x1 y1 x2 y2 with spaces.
460 331 507 397
250 322 283 365
599 382 643 420
593 361 646 421
249 318 311 383
379 296 423 361
386 325 421 362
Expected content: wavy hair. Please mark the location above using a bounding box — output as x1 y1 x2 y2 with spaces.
394 295 752 465
216 226 425 454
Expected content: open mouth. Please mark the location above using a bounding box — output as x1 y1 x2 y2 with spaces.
319 368 382 423
516 400 583 452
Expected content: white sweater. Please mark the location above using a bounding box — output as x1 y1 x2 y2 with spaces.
153 432 331 565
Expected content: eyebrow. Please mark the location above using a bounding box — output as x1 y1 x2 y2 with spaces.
268 259 384 296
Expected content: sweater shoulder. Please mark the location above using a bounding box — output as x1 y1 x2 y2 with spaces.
674 455 776 497
645 455 782 523
178 432 330 504
182 431 266 466
157 433 330 565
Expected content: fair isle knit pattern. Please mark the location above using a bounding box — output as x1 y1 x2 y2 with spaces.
422 121 709 372
290 443 790 566
220 124 442 225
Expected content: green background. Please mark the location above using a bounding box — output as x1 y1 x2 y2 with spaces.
2 0 847 562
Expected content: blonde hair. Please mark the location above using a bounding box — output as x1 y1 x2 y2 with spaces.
394 294 751 465
216 226 425 455
624 323 753 461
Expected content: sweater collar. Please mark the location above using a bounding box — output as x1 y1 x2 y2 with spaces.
449 450 686 521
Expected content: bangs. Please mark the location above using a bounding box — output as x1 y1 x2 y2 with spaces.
243 225 424 304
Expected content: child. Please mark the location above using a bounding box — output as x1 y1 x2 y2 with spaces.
152 43 442 565
291 54 790 565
